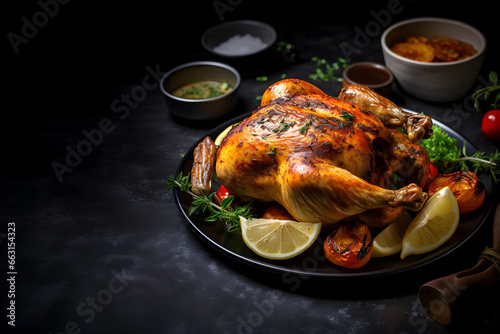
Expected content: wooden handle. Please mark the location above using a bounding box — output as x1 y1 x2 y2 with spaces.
493 203 500 250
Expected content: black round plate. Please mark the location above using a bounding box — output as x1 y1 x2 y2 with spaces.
173 111 495 279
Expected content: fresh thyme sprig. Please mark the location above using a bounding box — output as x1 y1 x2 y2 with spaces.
167 172 256 231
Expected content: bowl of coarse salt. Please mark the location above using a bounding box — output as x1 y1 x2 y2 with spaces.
201 20 277 73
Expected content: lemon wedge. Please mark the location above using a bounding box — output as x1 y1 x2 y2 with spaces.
214 123 238 146
240 217 322 260
400 187 459 259
372 212 413 258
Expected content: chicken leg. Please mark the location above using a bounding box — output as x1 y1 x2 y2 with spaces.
338 84 433 141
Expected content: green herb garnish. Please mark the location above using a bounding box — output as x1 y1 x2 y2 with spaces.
167 172 256 231
299 118 313 134
420 125 500 183
256 76 269 82
272 120 295 133
274 41 293 52
309 57 348 82
472 71 500 112
339 111 355 122
266 147 276 155
175 81 232 99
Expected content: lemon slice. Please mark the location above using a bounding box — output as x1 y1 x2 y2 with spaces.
372 212 413 258
214 123 238 146
240 217 321 260
401 187 459 259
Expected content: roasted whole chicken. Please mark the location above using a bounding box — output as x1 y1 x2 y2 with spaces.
215 79 432 228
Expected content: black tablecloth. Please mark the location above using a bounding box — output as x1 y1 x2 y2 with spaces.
3 1 500 333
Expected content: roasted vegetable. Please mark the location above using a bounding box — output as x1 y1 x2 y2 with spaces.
190 136 216 195
323 220 373 269
262 205 295 221
427 170 485 214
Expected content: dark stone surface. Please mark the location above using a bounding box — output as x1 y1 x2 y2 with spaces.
3 1 499 333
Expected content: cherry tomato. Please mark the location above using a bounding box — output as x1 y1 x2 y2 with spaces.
429 162 439 178
481 109 500 141
262 205 295 220
324 220 373 269
215 185 237 209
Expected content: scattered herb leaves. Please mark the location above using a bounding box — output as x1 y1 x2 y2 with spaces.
309 57 348 82
274 41 293 52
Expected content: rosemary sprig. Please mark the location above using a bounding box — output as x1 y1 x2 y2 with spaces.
458 145 500 183
420 125 500 183
167 172 256 231
472 71 500 112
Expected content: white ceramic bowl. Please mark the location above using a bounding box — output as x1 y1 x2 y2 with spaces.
381 17 486 102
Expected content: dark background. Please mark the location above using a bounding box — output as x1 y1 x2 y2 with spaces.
3 1 499 333
5 0 499 155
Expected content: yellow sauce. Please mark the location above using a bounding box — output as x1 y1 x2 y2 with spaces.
172 81 232 99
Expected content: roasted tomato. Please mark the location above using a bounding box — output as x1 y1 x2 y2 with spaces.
429 162 439 178
262 205 295 220
427 170 485 214
324 220 373 269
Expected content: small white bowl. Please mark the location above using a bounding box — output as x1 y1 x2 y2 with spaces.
381 17 486 102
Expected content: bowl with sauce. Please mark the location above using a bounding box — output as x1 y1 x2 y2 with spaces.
342 62 394 97
381 17 486 102
160 61 240 121
201 20 277 73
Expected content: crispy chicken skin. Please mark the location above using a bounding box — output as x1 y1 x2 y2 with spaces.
215 79 430 227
